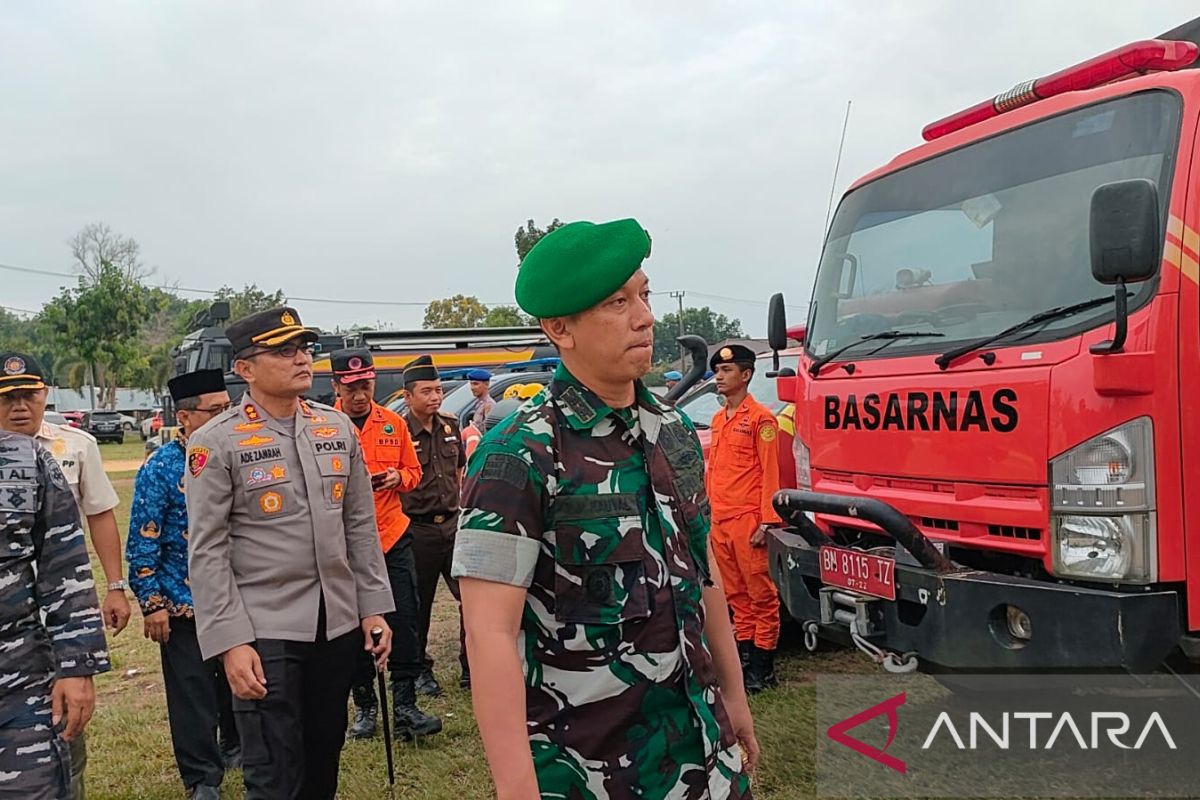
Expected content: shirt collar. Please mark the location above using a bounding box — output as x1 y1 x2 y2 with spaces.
550 363 664 432
36 422 58 441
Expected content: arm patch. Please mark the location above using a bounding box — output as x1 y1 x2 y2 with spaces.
480 452 529 490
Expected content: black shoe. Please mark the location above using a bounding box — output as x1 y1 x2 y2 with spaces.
737 640 752 672
349 703 378 740
219 742 242 771
459 667 471 690
391 679 444 740
189 785 221 800
415 668 442 698
745 645 778 694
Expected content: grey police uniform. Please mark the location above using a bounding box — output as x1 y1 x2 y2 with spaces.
184 395 394 799
0 430 110 800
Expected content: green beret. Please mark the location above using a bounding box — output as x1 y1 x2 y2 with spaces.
515 218 651 318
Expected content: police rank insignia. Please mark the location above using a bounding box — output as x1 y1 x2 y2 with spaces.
331 481 345 502
233 421 264 433
238 435 275 447
760 424 778 443
188 447 211 477
332 457 344 471
244 404 261 421
312 426 339 438
3 356 25 375
259 491 283 514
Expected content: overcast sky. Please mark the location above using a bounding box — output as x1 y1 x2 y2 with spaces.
2 1 1195 335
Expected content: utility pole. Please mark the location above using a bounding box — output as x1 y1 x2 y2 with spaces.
669 291 686 371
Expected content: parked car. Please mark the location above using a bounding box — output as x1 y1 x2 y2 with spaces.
389 371 555 429
61 411 84 429
140 410 163 440
43 411 70 427
84 410 125 444
117 413 137 431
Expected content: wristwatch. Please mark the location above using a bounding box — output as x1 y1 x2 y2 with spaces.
108 580 129 592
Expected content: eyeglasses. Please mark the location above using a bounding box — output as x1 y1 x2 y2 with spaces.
242 343 316 360
192 403 232 415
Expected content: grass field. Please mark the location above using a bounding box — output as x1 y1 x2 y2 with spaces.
86 447 874 799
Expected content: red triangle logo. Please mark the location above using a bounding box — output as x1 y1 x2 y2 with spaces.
826 691 907 774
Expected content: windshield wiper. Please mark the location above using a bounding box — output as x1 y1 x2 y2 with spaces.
934 295 1116 370
808 330 945 377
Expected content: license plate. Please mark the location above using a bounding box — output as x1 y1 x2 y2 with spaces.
819 546 896 601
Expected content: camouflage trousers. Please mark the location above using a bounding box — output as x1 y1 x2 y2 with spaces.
0 701 73 800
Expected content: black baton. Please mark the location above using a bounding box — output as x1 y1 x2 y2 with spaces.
371 627 395 787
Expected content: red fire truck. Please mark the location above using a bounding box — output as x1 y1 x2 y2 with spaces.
767 18 1200 672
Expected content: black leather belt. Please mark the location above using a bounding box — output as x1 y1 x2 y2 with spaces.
409 511 458 525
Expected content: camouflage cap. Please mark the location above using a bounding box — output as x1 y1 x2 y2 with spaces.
515 218 651 318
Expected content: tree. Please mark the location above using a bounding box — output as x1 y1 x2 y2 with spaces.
423 295 488 329
68 222 149 283
41 261 150 408
652 306 745 366
214 284 287 321
482 305 532 327
514 218 564 262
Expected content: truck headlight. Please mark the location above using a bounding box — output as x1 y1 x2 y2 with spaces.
1049 418 1155 584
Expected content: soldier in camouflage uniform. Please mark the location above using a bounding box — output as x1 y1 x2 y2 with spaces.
0 428 111 800
453 218 759 800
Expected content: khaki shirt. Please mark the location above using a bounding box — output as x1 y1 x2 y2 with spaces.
36 422 120 517
400 410 465 517
184 395 394 660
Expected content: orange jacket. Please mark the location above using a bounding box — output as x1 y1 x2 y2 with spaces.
707 393 782 525
336 400 422 552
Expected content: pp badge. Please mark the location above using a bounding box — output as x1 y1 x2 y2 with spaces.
188 447 211 477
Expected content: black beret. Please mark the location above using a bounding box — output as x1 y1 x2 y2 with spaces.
709 344 758 371
0 352 46 395
169 369 226 402
331 348 376 384
403 354 440 387
227 306 318 357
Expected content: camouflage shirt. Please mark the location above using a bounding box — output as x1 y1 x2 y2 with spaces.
453 364 751 800
0 431 110 728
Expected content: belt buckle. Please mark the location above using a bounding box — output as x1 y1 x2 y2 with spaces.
433 514 445 524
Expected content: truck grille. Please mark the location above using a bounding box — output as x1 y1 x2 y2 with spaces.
987 524 1041 541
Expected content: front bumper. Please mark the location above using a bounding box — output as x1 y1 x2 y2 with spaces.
768 527 1181 672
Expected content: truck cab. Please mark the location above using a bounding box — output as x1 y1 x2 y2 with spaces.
769 20 1200 672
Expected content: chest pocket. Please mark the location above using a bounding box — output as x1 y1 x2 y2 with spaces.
551 492 651 626
315 450 350 510
240 461 301 522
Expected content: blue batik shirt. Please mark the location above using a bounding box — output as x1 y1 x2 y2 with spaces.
126 439 194 617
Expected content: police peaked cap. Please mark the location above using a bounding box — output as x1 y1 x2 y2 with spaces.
403 354 440 387
330 348 377 384
0 352 47 395
515 218 652 318
709 344 757 371
227 306 319 356
168 369 226 402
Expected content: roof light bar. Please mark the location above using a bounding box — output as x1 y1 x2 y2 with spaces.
922 39 1199 142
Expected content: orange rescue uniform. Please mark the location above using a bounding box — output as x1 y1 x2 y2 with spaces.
707 393 783 650
335 399 422 552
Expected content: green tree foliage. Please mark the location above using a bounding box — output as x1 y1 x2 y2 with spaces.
652 306 744 365
41 261 150 408
482 305 532 327
514 218 564 262
214 284 287 321
423 295 488 329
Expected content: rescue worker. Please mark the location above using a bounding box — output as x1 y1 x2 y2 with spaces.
0 412 109 799
185 307 395 800
330 348 442 742
453 218 758 799
664 369 683 392
126 369 241 800
400 355 469 695
707 344 783 693
467 368 495 431
0 352 131 800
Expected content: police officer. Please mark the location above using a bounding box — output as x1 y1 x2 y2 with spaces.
466 368 495 431
664 369 683 392
0 387 110 798
126 369 240 800
707 345 783 692
0 352 130 800
453 219 759 799
400 355 469 694
330 348 442 742
185 307 395 800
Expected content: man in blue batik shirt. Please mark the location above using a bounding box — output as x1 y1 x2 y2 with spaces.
127 369 240 800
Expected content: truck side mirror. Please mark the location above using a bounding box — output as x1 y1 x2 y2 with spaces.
1089 179 1160 354
766 293 795 379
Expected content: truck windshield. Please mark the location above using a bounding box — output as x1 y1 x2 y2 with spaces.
807 90 1182 361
